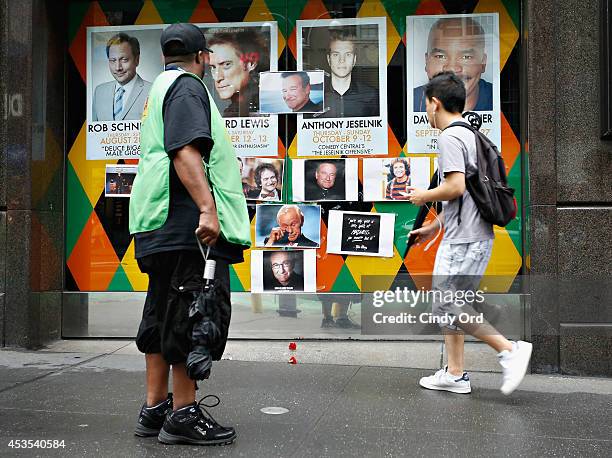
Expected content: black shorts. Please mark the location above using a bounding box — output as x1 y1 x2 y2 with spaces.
135 250 229 364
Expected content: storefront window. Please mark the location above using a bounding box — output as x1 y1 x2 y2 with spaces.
65 0 524 302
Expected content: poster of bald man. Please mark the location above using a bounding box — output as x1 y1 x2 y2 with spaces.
292 158 358 202
255 204 321 248
86 25 164 159
198 22 278 156
296 17 388 157
406 14 501 153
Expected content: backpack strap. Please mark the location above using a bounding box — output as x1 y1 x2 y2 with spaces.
445 122 475 226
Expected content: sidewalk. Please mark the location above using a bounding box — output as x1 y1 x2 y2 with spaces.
1 340 611 457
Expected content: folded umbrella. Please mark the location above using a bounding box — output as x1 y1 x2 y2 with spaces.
186 239 232 381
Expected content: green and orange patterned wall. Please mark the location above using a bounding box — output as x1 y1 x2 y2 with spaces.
65 0 524 293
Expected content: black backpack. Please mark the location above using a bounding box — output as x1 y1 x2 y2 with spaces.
446 121 517 227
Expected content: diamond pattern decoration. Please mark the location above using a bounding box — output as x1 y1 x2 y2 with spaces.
344 246 404 291
316 219 345 292
380 0 420 37
67 211 120 291
99 1 145 25
404 207 442 290
65 0 524 294
331 263 360 292
373 201 419 256
135 0 164 24
152 0 200 23
415 0 446 15
287 0 330 58
500 113 520 171
69 1 109 82
357 0 400 65
121 238 149 291
245 0 287 59
108 264 134 291
474 0 519 70
66 162 94 259
481 226 522 292
68 124 117 207
189 0 219 22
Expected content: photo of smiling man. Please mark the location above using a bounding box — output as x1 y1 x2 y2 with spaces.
413 17 492 112
87 26 163 159
406 13 500 153
246 161 283 201
255 204 321 248
259 71 325 114
91 32 152 122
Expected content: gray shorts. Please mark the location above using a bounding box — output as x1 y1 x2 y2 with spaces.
431 239 494 330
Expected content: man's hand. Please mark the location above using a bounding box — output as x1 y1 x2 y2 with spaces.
409 220 440 245
407 186 429 206
196 209 220 246
265 227 284 246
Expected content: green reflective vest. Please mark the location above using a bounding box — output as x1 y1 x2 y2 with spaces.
129 69 251 249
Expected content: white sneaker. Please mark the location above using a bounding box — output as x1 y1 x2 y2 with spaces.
498 341 533 395
419 366 471 394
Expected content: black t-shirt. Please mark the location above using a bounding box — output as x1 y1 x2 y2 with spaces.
134 73 244 263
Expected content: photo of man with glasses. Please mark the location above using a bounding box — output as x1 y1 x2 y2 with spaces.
263 251 304 291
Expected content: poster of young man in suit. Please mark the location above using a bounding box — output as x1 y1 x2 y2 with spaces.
406 14 501 153
87 26 163 160
199 22 278 157
296 17 387 156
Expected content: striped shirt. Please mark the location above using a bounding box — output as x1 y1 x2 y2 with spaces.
386 178 411 200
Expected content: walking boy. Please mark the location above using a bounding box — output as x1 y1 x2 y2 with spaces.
408 71 532 395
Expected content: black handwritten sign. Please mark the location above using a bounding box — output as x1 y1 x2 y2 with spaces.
341 213 381 254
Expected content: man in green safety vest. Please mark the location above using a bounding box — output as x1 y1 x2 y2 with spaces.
129 23 250 446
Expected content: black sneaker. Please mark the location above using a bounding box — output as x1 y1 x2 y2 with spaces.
335 317 361 329
277 309 301 318
158 395 236 446
134 394 173 437
321 317 335 328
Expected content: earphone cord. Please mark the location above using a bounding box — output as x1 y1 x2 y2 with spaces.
421 170 443 252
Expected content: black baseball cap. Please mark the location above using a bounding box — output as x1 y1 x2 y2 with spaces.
160 23 212 56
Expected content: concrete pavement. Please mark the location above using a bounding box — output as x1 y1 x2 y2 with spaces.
0 340 611 457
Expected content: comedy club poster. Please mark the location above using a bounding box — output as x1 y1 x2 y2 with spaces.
86 25 163 160
406 13 501 153
296 17 388 156
199 22 278 157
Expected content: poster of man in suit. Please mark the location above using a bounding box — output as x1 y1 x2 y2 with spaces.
86 26 163 160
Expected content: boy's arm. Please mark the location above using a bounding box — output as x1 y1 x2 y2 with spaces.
407 171 466 206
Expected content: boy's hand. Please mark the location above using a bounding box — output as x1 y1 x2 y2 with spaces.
409 220 439 245
407 186 429 206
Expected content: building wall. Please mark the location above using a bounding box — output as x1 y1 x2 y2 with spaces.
0 0 65 347
529 0 612 375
